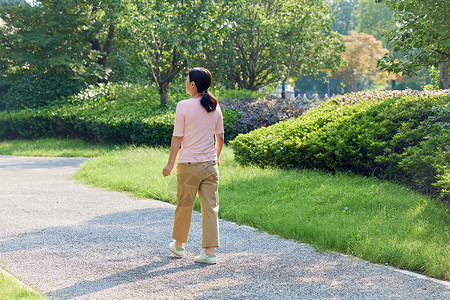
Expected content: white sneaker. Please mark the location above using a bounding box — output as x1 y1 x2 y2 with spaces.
194 251 217 264
169 241 185 257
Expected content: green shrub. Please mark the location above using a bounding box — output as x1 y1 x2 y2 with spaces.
0 83 246 145
222 108 242 142
0 83 175 144
0 72 85 110
231 90 450 201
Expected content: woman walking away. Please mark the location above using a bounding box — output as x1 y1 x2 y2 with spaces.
162 67 224 264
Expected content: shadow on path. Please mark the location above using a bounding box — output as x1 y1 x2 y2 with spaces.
49 260 208 299
1 208 449 299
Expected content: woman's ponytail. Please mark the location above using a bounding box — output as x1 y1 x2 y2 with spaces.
188 67 218 113
200 91 218 112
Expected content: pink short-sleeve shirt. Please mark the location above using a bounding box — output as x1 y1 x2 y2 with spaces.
173 97 224 163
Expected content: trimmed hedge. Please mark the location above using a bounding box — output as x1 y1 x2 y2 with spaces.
231 90 450 201
0 83 251 146
0 83 179 145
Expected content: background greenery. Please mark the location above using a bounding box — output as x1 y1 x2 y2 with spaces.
0 82 307 145
1 0 448 110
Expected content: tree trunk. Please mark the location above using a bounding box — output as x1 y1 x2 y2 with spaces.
281 81 286 99
97 23 115 69
90 22 115 83
159 81 170 106
439 61 450 89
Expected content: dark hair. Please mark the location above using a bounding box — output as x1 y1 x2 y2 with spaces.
188 67 218 112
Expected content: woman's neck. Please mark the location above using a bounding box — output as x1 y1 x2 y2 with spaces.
190 92 202 98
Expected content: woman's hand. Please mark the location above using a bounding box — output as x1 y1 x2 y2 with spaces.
163 163 174 177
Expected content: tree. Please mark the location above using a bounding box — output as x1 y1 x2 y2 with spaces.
125 0 231 106
206 0 344 96
204 0 280 91
333 31 389 92
87 1 122 79
357 0 393 48
276 0 345 99
0 1 96 78
330 0 359 35
0 0 125 82
375 0 450 89
0 0 129 109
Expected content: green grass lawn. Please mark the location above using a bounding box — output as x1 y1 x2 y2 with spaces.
0 138 119 157
0 271 45 300
1 138 449 280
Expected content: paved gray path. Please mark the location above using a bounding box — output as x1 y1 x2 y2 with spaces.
0 155 448 299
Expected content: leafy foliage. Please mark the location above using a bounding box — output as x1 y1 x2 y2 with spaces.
275 0 344 98
330 0 358 35
0 0 106 80
0 0 126 109
375 0 450 87
122 0 233 105
356 0 394 49
332 31 390 92
0 72 85 110
204 0 344 92
231 90 450 201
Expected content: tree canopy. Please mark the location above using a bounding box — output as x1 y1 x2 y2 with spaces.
357 0 393 49
124 0 232 105
332 31 389 92
275 0 344 98
330 0 358 35
375 0 450 88
205 0 344 97
0 0 125 81
0 0 344 105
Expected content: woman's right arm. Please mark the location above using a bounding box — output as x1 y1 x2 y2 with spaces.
162 135 183 177
215 133 224 166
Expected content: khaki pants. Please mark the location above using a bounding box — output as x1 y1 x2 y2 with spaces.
172 161 220 248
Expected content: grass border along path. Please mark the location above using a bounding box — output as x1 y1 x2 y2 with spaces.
1 138 449 281
0 138 119 157
0 268 46 300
